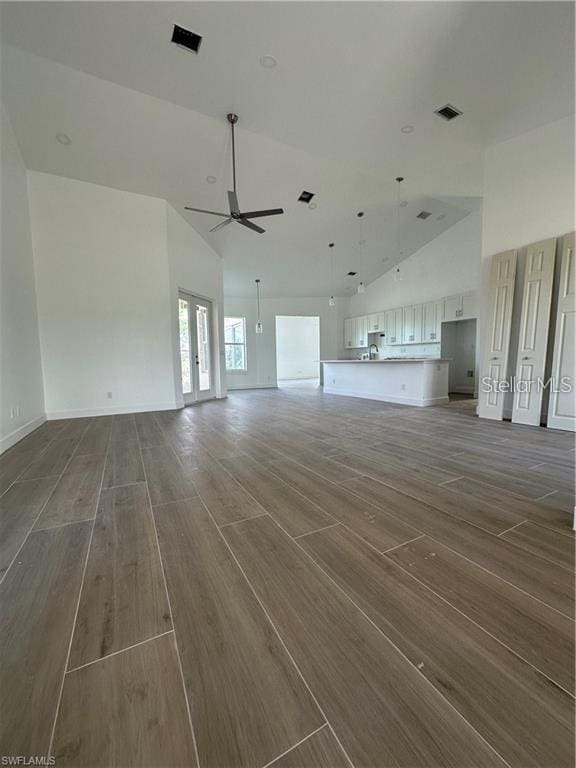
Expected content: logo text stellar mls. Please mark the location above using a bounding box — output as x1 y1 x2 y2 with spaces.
481 376 573 394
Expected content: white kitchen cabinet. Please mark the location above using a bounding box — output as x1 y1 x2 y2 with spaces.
402 304 423 344
423 300 443 342
367 312 385 334
444 292 478 321
344 318 355 348
355 315 368 347
385 308 403 344
461 292 477 320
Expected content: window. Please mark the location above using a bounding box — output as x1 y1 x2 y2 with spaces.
224 317 247 371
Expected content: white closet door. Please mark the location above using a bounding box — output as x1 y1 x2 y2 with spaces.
478 250 518 420
547 233 575 431
512 238 557 426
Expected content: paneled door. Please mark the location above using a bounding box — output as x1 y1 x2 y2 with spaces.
547 233 575 431
178 292 215 404
511 238 557 426
478 250 518 420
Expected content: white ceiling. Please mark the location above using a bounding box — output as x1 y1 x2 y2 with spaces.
1 2 573 297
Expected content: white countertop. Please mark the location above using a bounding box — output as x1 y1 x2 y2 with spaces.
321 358 449 364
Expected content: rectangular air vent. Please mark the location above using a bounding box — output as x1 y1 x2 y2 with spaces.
347 271 357 276
416 210 432 220
298 191 315 203
434 104 462 121
171 24 202 54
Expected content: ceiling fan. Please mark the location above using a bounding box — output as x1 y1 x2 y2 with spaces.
185 113 284 234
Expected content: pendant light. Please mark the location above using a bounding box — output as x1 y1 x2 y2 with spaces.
357 211 366 293
394 177 404 282
255 278 263 334
328 242 336 306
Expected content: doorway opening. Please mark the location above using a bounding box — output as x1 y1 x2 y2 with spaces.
440 318 477 402
275 316 320 388
178 292 215 404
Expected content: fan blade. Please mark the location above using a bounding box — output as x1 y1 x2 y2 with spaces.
184 206 229 217
238 219 265 234
209 217 233 233
239 208 284 219
228 190 240 215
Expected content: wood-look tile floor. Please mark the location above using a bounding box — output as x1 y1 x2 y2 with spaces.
0 387 574 767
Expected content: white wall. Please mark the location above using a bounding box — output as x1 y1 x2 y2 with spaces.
479 116 575 418
28 172 175 417
275 316 320 380
0 103 45 451
224 296 343 389
166 205 226 404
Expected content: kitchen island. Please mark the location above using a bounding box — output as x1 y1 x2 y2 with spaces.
321 358 450 406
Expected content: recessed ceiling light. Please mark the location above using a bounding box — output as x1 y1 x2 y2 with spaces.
309 202 317 210
298 190 315 204
206 175 217 184
56 133 71 145
401 125 414 134
259 55 277 69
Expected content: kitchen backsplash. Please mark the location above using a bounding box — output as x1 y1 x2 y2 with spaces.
341 341 441 360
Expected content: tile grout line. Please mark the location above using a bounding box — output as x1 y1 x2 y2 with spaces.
380 534 425 554
437 475 465 486
337 476 575 621
217 512 268 529
65 630 175 675
0 424 91 588
198 500 356 768
0 423 66 502
138 423 202 768
534 490 559 502
259 512 513 768
32 516 97 533
259 722 329 768
294 522 341 540
223 440 576 696
497 520 528 537
47 421 107 759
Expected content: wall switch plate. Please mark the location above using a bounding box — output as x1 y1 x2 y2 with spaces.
107 391 113 399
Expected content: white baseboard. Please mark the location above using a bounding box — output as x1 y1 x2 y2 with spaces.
0 414 46 454
227 385 279 391
46 401 180 419
322 387 449 407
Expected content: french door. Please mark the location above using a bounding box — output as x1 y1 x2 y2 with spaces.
178 292 215 404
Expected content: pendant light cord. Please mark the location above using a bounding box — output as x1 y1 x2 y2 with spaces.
255 279 261 322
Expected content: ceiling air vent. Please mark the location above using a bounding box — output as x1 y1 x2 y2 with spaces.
298 191 315 204
434 104 462 121
347 271 357 276
171 24 203 54
416 210 432 220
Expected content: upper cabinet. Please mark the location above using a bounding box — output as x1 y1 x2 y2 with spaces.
367 312 385 334
443 292 477 322
402 304 423 344
346 291 477 348
423 300 443 342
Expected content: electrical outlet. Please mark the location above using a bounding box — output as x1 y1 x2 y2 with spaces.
107 391 113 399
467 370 474 378
332 378 336 385
400 383 406 391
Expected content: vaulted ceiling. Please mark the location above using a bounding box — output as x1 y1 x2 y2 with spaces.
1 2 573 297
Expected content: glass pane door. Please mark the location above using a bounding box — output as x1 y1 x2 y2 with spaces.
178 297 193 400
178 292 215 404
195 302 212 394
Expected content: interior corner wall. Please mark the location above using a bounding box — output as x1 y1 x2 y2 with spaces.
0 103 45 451
479 115 575 417
166 204 226 404
224 296 342 390
27 171 177 418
